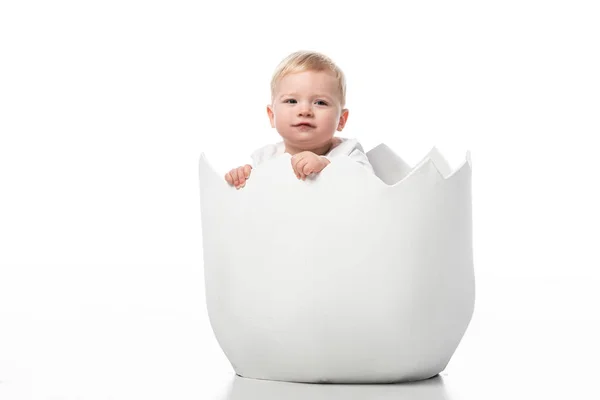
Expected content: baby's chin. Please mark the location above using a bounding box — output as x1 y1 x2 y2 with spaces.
280 132 334 147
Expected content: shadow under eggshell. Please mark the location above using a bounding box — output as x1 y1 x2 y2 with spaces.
198 144 474 383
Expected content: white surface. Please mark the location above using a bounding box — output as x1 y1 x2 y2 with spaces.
1 0 599 398
0 278 598 399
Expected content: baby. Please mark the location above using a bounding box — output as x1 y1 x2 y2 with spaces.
225 50 375 189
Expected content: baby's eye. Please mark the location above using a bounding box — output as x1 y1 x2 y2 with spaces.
315 100 328 106
283 99 297 104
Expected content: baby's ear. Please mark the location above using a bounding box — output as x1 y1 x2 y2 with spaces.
337 108 349 131
266 105 275 128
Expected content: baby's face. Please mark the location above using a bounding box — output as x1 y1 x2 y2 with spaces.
267 70 347 150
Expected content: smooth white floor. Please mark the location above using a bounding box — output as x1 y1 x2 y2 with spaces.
1 273 598 399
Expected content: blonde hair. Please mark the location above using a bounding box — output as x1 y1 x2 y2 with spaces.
270 50 347 107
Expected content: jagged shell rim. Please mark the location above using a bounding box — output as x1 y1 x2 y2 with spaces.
199 143 472 189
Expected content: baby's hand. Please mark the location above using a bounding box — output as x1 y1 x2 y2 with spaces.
291 151 331 180
224 164 252 189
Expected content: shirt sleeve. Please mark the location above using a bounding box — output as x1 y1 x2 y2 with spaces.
347 145 375 174
325 138 375 174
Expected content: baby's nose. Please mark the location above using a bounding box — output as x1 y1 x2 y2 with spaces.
298 105 314 117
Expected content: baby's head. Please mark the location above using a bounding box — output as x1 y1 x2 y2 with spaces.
267 50 349 152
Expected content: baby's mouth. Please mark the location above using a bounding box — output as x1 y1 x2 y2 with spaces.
293 123 316 128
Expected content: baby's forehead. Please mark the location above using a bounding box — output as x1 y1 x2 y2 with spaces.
275 81 340 98
278 70 337 85
277 89 336 98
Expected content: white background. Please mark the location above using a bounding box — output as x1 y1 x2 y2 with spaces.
1 0 599 398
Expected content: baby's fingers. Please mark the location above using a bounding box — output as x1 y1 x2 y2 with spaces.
302 163 315 179
224 171 234 185
225 166 251 189
243 164 252 179
235 168 247 188
228 169 241 188
297 159 311 180
291 154 305 179
294 163 303 179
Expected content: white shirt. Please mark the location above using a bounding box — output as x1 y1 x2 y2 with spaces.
250 137 375 174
